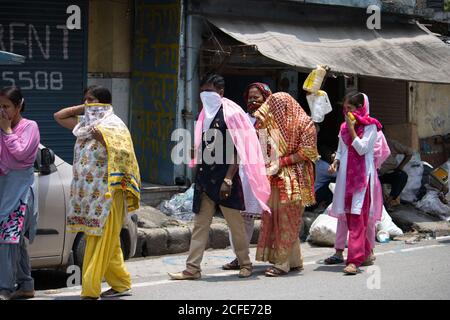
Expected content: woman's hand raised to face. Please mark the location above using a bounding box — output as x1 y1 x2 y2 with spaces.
345 114 356 131
0 109 12 134
90 127 106 147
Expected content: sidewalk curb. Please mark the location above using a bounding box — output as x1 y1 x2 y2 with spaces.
135 220 261 258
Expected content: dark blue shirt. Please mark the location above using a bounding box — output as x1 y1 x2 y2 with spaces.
192 107 244 214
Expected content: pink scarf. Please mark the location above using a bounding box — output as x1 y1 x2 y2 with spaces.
340 94 382 209
192 97 271 213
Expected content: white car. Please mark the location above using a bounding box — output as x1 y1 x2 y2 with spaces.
30 146 138 270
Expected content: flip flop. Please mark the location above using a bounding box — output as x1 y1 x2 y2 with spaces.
324 255 344 265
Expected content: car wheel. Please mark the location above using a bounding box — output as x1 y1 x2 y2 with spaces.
120 230 131 260
72 231 130 268
72 233 86 269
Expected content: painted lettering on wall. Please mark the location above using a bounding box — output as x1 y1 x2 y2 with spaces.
0 22 71 90
131 0 180 184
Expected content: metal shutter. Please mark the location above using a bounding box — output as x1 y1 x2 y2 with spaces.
358 77 408 125
0 0 88 163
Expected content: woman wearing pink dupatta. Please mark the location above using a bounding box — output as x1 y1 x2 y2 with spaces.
328 92 387 275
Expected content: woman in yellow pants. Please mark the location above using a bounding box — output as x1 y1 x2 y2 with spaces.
55 86 141 300
82 191 131 298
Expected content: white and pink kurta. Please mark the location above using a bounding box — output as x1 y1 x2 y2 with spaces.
330 124 380 218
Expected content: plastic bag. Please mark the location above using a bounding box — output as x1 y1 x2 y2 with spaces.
303 65 327 93
415 189 450 220
308 213 338 246
306 90 332 123
376 206 403 237
399 153 424 203
158 184 195 221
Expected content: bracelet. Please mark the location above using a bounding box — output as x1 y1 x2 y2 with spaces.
280 156 292 167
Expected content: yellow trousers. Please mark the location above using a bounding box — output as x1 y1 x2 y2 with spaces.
81 191 131 298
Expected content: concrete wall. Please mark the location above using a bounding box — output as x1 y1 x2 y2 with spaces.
410 82 450 138
88 0 132 124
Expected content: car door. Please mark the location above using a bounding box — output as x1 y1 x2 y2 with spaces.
29 149 66 265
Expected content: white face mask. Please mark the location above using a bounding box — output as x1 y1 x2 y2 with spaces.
200 91 222 112
200 91 222 132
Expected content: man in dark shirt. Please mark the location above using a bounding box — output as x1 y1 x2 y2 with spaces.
168 74 253 280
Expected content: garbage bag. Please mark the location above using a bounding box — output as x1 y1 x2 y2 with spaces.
308 213 338 247
415 188 450 220
399 153 424 203
376 206 403 237
158 184 195 221
306 90 332 123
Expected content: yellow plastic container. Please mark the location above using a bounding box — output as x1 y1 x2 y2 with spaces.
430 166 448 190
303 65 327 93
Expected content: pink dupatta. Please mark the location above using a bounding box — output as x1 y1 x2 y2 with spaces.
192 98 271 213
340 94 382 211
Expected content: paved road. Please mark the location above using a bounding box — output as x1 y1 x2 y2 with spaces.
31 237 450 300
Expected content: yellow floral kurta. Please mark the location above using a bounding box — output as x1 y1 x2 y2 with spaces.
67 104 140 236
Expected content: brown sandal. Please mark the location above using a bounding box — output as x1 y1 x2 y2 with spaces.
290 266 304 272
265 266 288 277
343 263 360 275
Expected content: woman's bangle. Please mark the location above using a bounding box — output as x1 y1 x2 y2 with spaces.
280 155 293 167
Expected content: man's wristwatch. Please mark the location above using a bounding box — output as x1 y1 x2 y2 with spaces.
223 178 233 187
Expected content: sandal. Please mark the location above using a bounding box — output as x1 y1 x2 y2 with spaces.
222 258 240 270
361 254 376 266
324 255 344 265
343 263 360 275
265 266 288 277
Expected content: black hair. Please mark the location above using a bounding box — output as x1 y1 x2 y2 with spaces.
0 86 25 112
200 73 225 91
343 91 364 108
84 85 112 104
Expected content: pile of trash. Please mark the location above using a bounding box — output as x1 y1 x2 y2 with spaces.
414 158 450 221
390 152 450 221
158 184 195 221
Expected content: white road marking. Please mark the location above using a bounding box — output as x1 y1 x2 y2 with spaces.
39 242 448 298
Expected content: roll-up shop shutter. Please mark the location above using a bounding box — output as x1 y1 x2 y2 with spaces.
359 77 408 125
0 0 88 163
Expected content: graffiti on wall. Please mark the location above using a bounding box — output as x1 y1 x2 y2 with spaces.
416 83 450 138
131 0 180 184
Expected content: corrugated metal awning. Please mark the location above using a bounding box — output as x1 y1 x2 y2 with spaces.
208 17 450 84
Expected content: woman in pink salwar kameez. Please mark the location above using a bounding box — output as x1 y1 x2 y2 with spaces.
328 92 385 275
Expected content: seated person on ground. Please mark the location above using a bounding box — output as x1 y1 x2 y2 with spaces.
378 135 414 211
312 145 336 210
